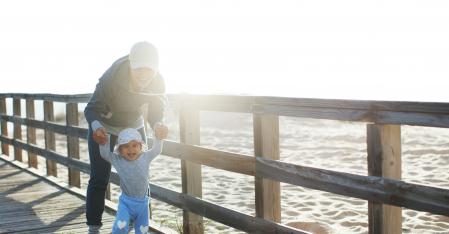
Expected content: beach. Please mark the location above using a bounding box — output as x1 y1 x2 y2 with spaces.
13 110 449 233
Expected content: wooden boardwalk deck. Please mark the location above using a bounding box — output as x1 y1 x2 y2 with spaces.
0 159 116 234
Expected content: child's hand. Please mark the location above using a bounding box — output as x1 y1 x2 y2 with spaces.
154 123 168 140
93 127 108 145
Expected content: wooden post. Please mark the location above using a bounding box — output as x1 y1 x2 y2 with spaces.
26 99 38 168
44 100 57 176
180 109 204 234
13 98 22 162
367 124 402 234
66 103 80 187
0 98 8 156
253 114 281 222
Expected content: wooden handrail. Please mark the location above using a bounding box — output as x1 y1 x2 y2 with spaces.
2 93 449 234
2 132 449 217
2 93 449 127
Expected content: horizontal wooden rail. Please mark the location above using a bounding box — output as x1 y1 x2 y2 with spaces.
252 105 449 128
254 96 449 114
3 134 449 218
0 115 88 139
256 157 449 216
150 184 308 234
2 93 449 128
160 140 255 176
0 93 92 102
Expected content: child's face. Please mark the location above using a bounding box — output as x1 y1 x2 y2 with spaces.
118 140 143 161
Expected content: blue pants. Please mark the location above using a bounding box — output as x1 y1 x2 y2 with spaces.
85 126 146 226
113 194 150 234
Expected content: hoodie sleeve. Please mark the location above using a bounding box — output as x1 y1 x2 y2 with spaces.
145 74 166 129
84 66 115 130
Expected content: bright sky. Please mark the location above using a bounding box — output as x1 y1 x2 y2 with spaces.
1 0 448 102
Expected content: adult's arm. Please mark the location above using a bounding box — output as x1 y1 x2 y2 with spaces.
146 75 166 129
84 68 115 131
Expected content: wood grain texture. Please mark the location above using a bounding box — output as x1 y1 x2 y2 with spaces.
255 157 449 216
44 101 57 176
253 114 281 222
13 99 22 161
0 98 8 155
26 99 38 168
179 109 204 234
66 103 80 188
367 124 402 234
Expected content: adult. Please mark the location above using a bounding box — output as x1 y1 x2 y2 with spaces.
84 41 168 233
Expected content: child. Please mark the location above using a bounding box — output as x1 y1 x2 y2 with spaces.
98 124 167 234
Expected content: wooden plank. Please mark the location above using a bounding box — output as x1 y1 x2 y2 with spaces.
0 97 8 155
375 110 449 128
0 204 86 215
253 113 281 222
168 94 254 113
367 124 402 234
26 99 38 168
66 103 80 187
2 93 449 127
0 114 88 139
0 157 172 234
252 104 449 128
160 140 255 176
180 109 204 234
255 157 449 216
44 100 57 176
150 184 310 234
254 95 449 114
171 94 449 115
13 98 22 161
2 93 449 129
2 92 449 115
0 93 92 103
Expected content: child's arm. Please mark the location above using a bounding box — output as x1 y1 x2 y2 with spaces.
144 123 167 162
98 134 113 163
144 137 163 162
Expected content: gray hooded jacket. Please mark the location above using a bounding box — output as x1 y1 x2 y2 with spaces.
84 56 165 132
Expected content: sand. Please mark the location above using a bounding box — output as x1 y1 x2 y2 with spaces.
9 110 449 234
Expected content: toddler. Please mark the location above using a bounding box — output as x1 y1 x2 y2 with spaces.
99 124 166 234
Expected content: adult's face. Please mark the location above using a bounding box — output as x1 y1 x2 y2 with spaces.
130 67 157 90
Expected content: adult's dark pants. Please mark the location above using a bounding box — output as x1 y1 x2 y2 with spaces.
85 126 146 226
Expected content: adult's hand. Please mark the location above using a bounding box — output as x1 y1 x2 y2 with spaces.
93 127 107 145
154 123 168 140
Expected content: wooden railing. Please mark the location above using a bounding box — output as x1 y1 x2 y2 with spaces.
1 93 449 234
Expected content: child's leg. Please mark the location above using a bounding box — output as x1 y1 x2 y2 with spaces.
134 197 150 234
112 199 131 234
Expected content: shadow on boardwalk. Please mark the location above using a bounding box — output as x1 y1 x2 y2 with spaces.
0 161 115 233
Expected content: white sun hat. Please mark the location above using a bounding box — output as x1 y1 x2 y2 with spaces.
117 128 144 146
128 41 159 72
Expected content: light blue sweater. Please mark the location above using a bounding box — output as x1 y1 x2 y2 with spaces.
99 135 163 198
